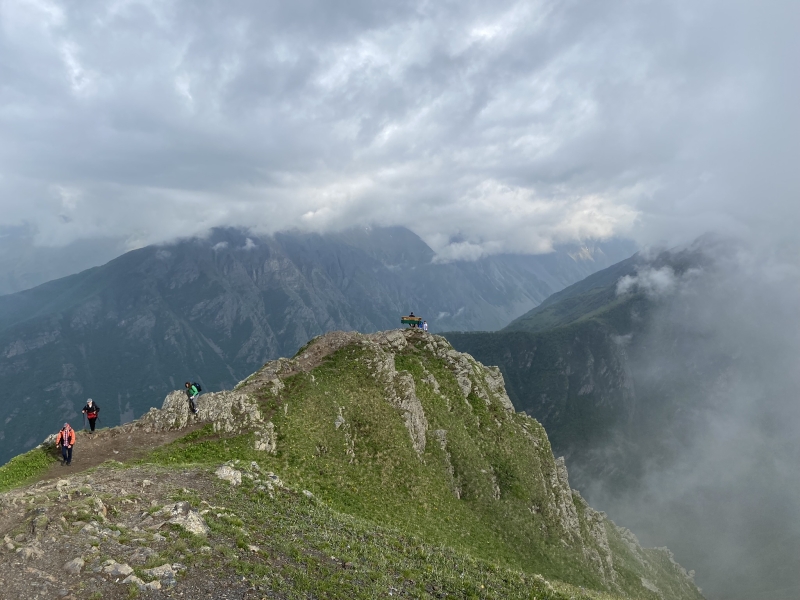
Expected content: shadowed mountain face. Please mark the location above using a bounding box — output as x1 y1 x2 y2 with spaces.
446 238 800 600
0 226 634 464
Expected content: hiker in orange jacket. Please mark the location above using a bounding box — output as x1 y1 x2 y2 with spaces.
56 423 76 466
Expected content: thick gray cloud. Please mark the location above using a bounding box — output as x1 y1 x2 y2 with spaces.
0 0 797 257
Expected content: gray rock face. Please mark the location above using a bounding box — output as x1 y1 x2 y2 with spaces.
63 557 84 574
550 457 582 543
103 561 134 577
215 465 242 486
143 564 177 587
16 544 43 561
160 502 209 536
254 422 277 453
137 389 264 435
386 371 429 456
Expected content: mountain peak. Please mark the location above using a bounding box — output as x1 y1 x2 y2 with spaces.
1 328 702 599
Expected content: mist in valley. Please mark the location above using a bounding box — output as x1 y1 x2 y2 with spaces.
582 239 800 599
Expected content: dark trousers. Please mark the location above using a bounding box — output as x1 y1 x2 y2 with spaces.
61 445 72 465
88 417 97 431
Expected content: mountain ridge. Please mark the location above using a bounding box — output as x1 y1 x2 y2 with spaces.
0 328 702 599
0 226 635 464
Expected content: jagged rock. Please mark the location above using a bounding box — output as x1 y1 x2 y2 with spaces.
482 366 515 411
129 547 156 564
81 522 100 536
140 390 192 431
143 563 177 585
641 578 661 596
582 503 616 583
549 457 582 543
122 574 145 588
92 497 107 518
254 422 277 453
63 557 84 574
16 544 43 560
215 465 242 486
137 389 264 435
366 344 428 455
390 372 429 455
123 574 163 591
202 390 264 434
162 501 209 535
432 429 447 450
103 561 134 577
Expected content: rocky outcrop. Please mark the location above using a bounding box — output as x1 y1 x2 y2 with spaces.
364 334 429 455
549 457 582 543
137 389 264 434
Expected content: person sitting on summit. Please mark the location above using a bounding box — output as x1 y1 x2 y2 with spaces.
82 398 100 433
185 381 201 414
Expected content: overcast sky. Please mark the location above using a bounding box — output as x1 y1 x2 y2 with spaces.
0 0 797 260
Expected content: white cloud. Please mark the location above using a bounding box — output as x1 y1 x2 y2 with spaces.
617 267 677 298
0 0 795 259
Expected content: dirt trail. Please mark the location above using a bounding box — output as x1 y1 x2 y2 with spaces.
35 423 203 485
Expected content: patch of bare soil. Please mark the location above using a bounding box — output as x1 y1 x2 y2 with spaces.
0 465 275 600
34 423 204 486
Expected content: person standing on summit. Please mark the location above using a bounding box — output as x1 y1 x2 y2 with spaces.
82 399 100 433
185 381 201 414
55 422 76 466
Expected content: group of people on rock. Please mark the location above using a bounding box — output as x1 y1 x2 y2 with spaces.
54 381 203 466
407 312 429 332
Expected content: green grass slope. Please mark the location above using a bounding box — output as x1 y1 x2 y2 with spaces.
146 330 701 599
1 329 703 599
502 255 642 333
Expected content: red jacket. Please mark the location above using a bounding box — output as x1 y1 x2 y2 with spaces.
56 426 75 447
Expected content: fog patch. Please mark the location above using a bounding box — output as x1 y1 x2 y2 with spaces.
585 240 800 600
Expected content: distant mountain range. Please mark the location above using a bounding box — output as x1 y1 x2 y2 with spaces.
445 244 713 493
445 237 800 600
0 227 127 296
0 226 634 464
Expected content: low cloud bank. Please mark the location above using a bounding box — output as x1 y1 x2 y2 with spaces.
588 239 800 599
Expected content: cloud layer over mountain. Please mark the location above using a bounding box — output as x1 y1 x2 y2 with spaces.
1 0 797 258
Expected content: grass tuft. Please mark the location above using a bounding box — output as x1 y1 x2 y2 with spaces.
0 445 58 492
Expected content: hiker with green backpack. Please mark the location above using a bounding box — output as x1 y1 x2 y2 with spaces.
185 381 201 414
